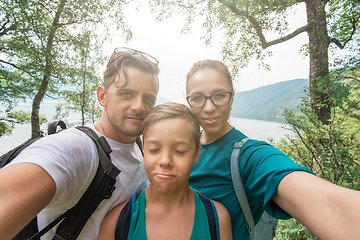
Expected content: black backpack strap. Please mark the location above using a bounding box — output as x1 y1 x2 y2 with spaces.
195 190 219 240
135 136 143 156
114 189 218 240
28 126 121 240
1 121 68 240
2 120 67 169
53 126 121 240
0 138 39 168
47 120 67 135
12 218 39 240
114 191 142 240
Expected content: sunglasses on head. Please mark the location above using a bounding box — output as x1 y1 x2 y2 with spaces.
112 47 159 66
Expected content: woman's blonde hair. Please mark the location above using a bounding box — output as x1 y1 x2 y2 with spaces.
186 59 233 93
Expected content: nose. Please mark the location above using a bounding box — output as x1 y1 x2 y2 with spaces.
159 150 173 168
131 96 145 112
202 97 216 112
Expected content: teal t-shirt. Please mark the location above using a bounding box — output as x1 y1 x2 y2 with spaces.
189 127 313 240
127 188 213 240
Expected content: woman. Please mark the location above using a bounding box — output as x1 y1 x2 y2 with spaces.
186 59 360 240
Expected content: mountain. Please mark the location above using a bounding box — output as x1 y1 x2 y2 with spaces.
155 96 170 105
231 78 308 119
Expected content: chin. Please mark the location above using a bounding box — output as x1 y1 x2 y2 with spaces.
152 185 175 194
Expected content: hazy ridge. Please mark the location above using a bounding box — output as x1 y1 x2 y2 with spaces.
231 78 309 119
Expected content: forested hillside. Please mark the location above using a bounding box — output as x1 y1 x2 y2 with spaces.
231 79 308 119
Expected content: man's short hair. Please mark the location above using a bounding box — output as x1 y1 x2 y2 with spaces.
103 48 160 91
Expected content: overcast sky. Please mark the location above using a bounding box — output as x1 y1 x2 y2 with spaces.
103 1 310 104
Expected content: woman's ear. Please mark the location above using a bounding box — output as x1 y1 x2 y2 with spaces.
193 145 202 164
97 86 106 107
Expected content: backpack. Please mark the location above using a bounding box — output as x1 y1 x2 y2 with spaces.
0 120 121 240
231 138 278 240
115 189 220 240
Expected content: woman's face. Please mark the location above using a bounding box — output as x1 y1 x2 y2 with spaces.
187 68 233 141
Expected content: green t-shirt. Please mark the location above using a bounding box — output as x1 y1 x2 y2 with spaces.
127 188 213 240
189 127 313 240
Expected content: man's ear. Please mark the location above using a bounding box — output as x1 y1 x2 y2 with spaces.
193 145 202 164
97 86 106 107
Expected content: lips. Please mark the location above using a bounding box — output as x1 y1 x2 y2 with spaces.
128 117 144 121
202 117 219 124
126 115 144 121
154 173 176 179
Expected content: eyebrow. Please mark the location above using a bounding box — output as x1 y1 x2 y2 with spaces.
115 87 156 98
144 139 192 145
190 89 229 95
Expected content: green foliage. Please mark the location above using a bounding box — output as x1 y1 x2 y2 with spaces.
53 29 104 126
150 0 293 75
276 218 317 240
0 109 47 136
55 82 102 127
0 0 132 136
272 68 360 238
150 0 359 76
327 0 360 50
0 121 11 136
276 78 360 187
150 0 359 124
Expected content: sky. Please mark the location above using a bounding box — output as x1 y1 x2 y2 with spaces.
103 1 310 104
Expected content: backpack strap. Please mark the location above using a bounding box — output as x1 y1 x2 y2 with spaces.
115 191 142 240
28 126 121 240
195 190 219 240
230 138 255 239
47 120 67 135
135 136 143 156
0 138 39 168
1 120 65 169
3 120 67 240
114 189 220 240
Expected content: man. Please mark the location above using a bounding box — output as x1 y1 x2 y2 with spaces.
0 47 159 240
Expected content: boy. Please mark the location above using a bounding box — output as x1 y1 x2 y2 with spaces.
98 102 232 240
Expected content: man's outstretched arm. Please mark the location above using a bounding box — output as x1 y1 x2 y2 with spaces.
0 163 56 240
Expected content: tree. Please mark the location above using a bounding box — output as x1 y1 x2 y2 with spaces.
149 0 360 124
54 30 103 126
0 0 28 38
0 0 132 138
272 61 360 239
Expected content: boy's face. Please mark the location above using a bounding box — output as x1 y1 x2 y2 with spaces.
143 118 200 193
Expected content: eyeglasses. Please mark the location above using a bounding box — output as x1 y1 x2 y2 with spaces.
186 91 233 108
113 47 159 66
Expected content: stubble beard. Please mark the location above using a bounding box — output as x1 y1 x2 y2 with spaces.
106 111 143 138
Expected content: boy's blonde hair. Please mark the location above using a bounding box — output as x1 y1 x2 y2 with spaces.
142 102 200 151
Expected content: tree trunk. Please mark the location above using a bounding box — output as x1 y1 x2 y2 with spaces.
31 0 66 138
82 58 86 126
306 0 331 125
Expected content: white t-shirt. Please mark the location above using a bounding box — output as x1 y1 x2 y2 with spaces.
7 125 149 239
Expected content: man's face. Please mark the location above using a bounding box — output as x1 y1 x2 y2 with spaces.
102 67 158 143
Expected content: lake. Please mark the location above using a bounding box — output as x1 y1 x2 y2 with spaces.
0 100 295 155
